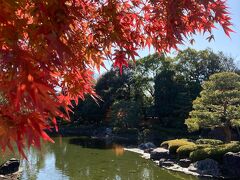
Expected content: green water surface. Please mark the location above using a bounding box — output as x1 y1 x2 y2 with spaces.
3 137 200 180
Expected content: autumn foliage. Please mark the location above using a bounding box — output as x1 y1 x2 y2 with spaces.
0 0 232 156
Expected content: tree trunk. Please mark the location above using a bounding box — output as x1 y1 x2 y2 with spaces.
223 125 232 143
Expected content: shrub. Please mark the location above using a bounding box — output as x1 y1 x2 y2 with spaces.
177 144 198 158
196 139 223 145
161 139 195 154
189 148 210 162
161 139 187 148
190 142 240 162
176 144 211 158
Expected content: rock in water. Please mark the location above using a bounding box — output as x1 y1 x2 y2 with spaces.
188 158 220 177
223 152 240 178
0 158 20 175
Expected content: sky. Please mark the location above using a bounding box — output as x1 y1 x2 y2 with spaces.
101 0 240 73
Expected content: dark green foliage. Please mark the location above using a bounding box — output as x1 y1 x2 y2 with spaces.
186 72 240 142
189 142 240 162
72 67 135 124
176 144 211 158
112 127 138 135
133 53 170 112
110 100 143 128
154 69 177 119
70 48 238 136
175 48 236 84
189 148 210 162
154 48 237 129
161 139 195 154
154 69 191 128
71 96 103 124
196 139 223 145
176 144 198 158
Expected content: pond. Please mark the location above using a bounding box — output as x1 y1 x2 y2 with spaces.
2 137 200 180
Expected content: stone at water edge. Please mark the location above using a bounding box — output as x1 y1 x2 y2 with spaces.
0 158 20 175
138 142 156 150
223 152 240 177
144 148 154 153
150 148 171 160
159 158 175 167
188 158 221 177
178 159 192 168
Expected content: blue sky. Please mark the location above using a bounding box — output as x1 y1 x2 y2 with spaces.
140 0 240 59
102 0 240 72
183 0 240 64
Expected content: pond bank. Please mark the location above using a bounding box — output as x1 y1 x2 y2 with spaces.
0 159 22 180
125 147 233 179
125 148 201 177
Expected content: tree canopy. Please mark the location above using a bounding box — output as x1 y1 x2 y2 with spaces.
0 0 233 155
185 72 240 142
71 48 238 138
154 48 237 128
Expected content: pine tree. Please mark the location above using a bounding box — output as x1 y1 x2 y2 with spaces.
185 72 240 142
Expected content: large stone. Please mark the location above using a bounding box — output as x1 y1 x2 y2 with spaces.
144 148 154 153
159 158 175 167
188 158 220 177
150 148 171 160
223 152 240 177
138 142 156 150
0 158 20 175
178 159 192 168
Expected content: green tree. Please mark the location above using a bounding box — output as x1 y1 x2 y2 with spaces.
71 96 103 124
154 49 238 129
154 69 177 126
175 48 237 99
134 53 166 106
110 100 142 128
175 48 236 83
72 67 135 124
185 72 240 142
154 68 191 128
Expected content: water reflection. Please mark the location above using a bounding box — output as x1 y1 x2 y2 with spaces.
19 137 199 180
112 145 124 156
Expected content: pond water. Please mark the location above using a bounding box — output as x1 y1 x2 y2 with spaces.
2 137 200 180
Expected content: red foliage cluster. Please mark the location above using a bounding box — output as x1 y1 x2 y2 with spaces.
0 0 232 156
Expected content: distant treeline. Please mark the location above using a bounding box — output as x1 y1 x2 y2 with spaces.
59 48 238 136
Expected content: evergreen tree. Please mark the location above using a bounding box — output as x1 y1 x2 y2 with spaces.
185 72 240 142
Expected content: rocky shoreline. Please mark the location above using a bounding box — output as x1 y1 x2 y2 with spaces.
0 159 21 180
125 145 239 179
125 148 205 177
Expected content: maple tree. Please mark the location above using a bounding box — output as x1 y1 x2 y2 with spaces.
0 0 233 156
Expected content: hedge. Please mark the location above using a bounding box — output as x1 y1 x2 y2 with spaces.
161 139 195 154
190 142 240 162
176 144 211 158
196 139 223 145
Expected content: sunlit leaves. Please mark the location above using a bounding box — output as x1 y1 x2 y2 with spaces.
0 0 233 156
